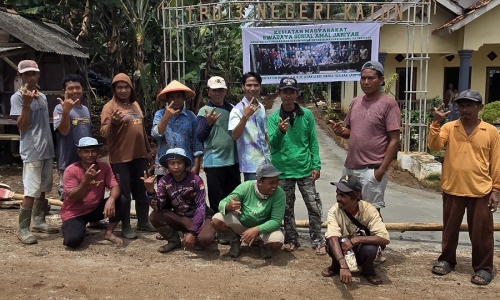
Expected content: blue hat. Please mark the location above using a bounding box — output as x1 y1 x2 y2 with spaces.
159 148 192 168
76 137 103 149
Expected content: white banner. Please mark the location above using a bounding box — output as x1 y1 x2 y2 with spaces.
242 23 380 84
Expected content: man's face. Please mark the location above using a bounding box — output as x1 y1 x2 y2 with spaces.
242 77 261 99
457 100 483 121
279 88 299 106
20 71 40 88
336 189 357 210
64 81 83 101
166 91 185 110
78 148 98 165
360 69 384 95
207 88 227 105
257 177 279 195
166 158 186 176
113 81 132 102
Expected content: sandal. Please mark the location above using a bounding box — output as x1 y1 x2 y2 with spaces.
321 266 338 277
283 242 300 252
471 270 494 286
365 274 383 285
315 245 327 256
431 261 453 276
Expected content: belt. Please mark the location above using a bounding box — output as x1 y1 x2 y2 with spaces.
366 164 381 169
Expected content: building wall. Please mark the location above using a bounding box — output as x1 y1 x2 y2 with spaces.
463 4 500 50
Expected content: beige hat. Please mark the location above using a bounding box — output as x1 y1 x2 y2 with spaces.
18 60 40 73
207 76 227 89
156 80 195 102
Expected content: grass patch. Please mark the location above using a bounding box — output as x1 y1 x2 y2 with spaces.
425 173 441 182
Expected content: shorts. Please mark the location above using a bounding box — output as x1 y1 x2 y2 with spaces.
23 159 54 198
213 212 284 244
343 167 389 209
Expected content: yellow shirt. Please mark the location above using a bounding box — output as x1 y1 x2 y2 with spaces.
428 120 500 197
325 200 390 241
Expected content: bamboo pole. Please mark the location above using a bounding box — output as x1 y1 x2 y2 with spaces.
10 194 500 231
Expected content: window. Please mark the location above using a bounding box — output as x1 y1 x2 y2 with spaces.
395 67 417 101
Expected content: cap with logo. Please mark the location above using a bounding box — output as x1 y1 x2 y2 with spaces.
279 77 300 91
207 76 227 89
18 60 40 74
76 137 103 149
256 164 283 179
455 89 482 103
330 175 362 193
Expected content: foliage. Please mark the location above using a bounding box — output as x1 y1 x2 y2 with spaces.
382 73 398 96
479 101 500 124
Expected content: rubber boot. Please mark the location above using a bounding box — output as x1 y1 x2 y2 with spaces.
17 206 37 244
31 199 59 234
135 201 156 232
257 240 272 259
219 230 241 258
156 225 182 253
121 202 137 239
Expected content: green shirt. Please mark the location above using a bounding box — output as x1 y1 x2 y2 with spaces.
268 105 321 179
218 181 286 233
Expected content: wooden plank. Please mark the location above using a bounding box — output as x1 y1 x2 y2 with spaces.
0 200 22 209
0 134 19 140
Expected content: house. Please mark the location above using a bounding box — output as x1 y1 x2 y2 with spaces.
0 7 88 120
340 0 500 112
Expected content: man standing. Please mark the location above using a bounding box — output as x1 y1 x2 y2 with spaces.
153 80 202 177
196 76 240 213
268 77 325 255
100 73 155 239
212 164 286 259
229 72 270 181
331 61 400 214
322 175 390 285
10 60 58 244
428 90 499 286
142 148 214 254
60 137 126 248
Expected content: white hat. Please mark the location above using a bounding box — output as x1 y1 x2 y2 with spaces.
207 76 227 89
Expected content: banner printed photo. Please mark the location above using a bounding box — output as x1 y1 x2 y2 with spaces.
242 23 380 84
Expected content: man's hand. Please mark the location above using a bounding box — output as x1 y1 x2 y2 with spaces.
190 165 200 175
374 168 385 183
432 103 451 124
140 171 156 194
488 191 499 212
242 98 260 119
240 226 260 246
225 195 241 214
83 164 101 182
163 101 181 120
182 233 196 249
278 117 290 134
340 268 353 285
103 198 116 219
311 170 320 181
205 107 221 126
21 86 36 107
330 120 346 136
57 90 80 113
340 238 355 253
111 108 124 125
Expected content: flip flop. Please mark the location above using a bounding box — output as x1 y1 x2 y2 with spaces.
283 242 300 252
87 221 109 229
431 261 453 276
315 245 327 256
321 266 338 277
471 270 494 286
365 274 383 285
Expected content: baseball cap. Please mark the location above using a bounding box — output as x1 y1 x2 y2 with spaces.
361 61 384 75
455 89 482 103
256 164 283 179
279 77 300 91
159 148 192 168
207 76 227 89
76 137 103 149
330 175 362 193
18 60 40 73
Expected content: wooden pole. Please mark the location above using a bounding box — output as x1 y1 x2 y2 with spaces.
10 194 500 231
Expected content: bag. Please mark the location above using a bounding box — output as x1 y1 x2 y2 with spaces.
343 210 371 236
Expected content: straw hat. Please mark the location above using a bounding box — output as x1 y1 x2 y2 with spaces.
156 80 195 102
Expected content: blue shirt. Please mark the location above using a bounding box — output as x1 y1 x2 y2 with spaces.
151 108 203 175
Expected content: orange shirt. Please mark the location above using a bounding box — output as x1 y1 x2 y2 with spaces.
428 120 500 197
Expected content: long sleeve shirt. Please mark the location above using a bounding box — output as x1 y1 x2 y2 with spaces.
428 120 500 197
218 181 285 234
145 172 207 235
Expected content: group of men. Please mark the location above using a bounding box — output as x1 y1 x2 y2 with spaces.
10 58 499 287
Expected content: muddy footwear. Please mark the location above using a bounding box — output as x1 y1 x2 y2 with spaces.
31 199 59 234
229 241 242 258
135 202 156 232
18 206 37 244
121 203 137 239
257 240 272 259
156 226 181 254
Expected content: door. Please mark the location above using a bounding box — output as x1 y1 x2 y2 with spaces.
486 67 500 103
